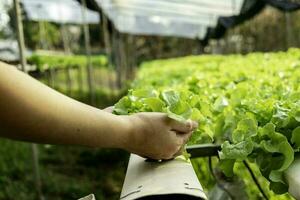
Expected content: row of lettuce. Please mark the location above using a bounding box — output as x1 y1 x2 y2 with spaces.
28 54 123 109
113 48 300 197
28 54 107 71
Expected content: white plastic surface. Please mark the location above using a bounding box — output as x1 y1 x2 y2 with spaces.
285 156 300 200
78 194 96 200
114 15 207 39
99 0 244 19
120 154 207 200
96 0 245 38
21 0 100 24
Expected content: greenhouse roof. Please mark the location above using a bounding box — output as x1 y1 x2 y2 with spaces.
95 0 244 39
21 0 100 24
81 0 300 42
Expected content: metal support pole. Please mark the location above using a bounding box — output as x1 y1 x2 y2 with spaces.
13 1 44 200
81 0 95 105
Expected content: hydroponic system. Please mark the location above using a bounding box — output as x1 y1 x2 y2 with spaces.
9 0 300 199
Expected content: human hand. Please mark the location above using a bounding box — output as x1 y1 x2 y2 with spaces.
103 106 114 113
122 112 198 160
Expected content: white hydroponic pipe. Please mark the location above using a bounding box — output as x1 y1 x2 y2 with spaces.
285 156 300 200
120 154 207 200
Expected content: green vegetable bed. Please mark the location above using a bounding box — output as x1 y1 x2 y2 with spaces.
28 54 107 71
114 48 300 197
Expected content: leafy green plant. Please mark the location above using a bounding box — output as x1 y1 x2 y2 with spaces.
114 48 300 195
28 54 107 71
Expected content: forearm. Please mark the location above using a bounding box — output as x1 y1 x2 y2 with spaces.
0 62 130 148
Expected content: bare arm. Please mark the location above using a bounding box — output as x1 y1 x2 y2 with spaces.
0 62 197 159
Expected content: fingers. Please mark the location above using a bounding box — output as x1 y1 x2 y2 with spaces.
169 119 198 133
167 130 192 159
162 146 181 160
177 131 193 144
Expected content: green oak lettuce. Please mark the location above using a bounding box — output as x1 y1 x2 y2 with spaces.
114 48 300 194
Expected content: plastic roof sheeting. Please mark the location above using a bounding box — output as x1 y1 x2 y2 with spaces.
114 15 207 39
96 0 244 39
21 0 100 24
101 0 244 18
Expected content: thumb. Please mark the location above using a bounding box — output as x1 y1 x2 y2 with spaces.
170 119 198 133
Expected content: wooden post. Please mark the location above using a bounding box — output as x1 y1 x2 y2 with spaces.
38 21 48 50
14 0 26 71
126 34 136 80
126 34 131 81
119 33 127 85
46 70 51 86
112 26 122 89
49 67 55 88
66 67 72 96
60 24 71 54
81 0 95 105
130 35 138 79
77 66 84 95
31 144 44 200
101 12 115 91
285 12 293 49
13 0 44 200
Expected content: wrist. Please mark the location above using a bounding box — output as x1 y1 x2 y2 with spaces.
114 115 135 150
119 114 148 155
84 111 134 149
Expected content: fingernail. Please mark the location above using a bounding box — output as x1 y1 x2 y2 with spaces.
192 121 198 129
